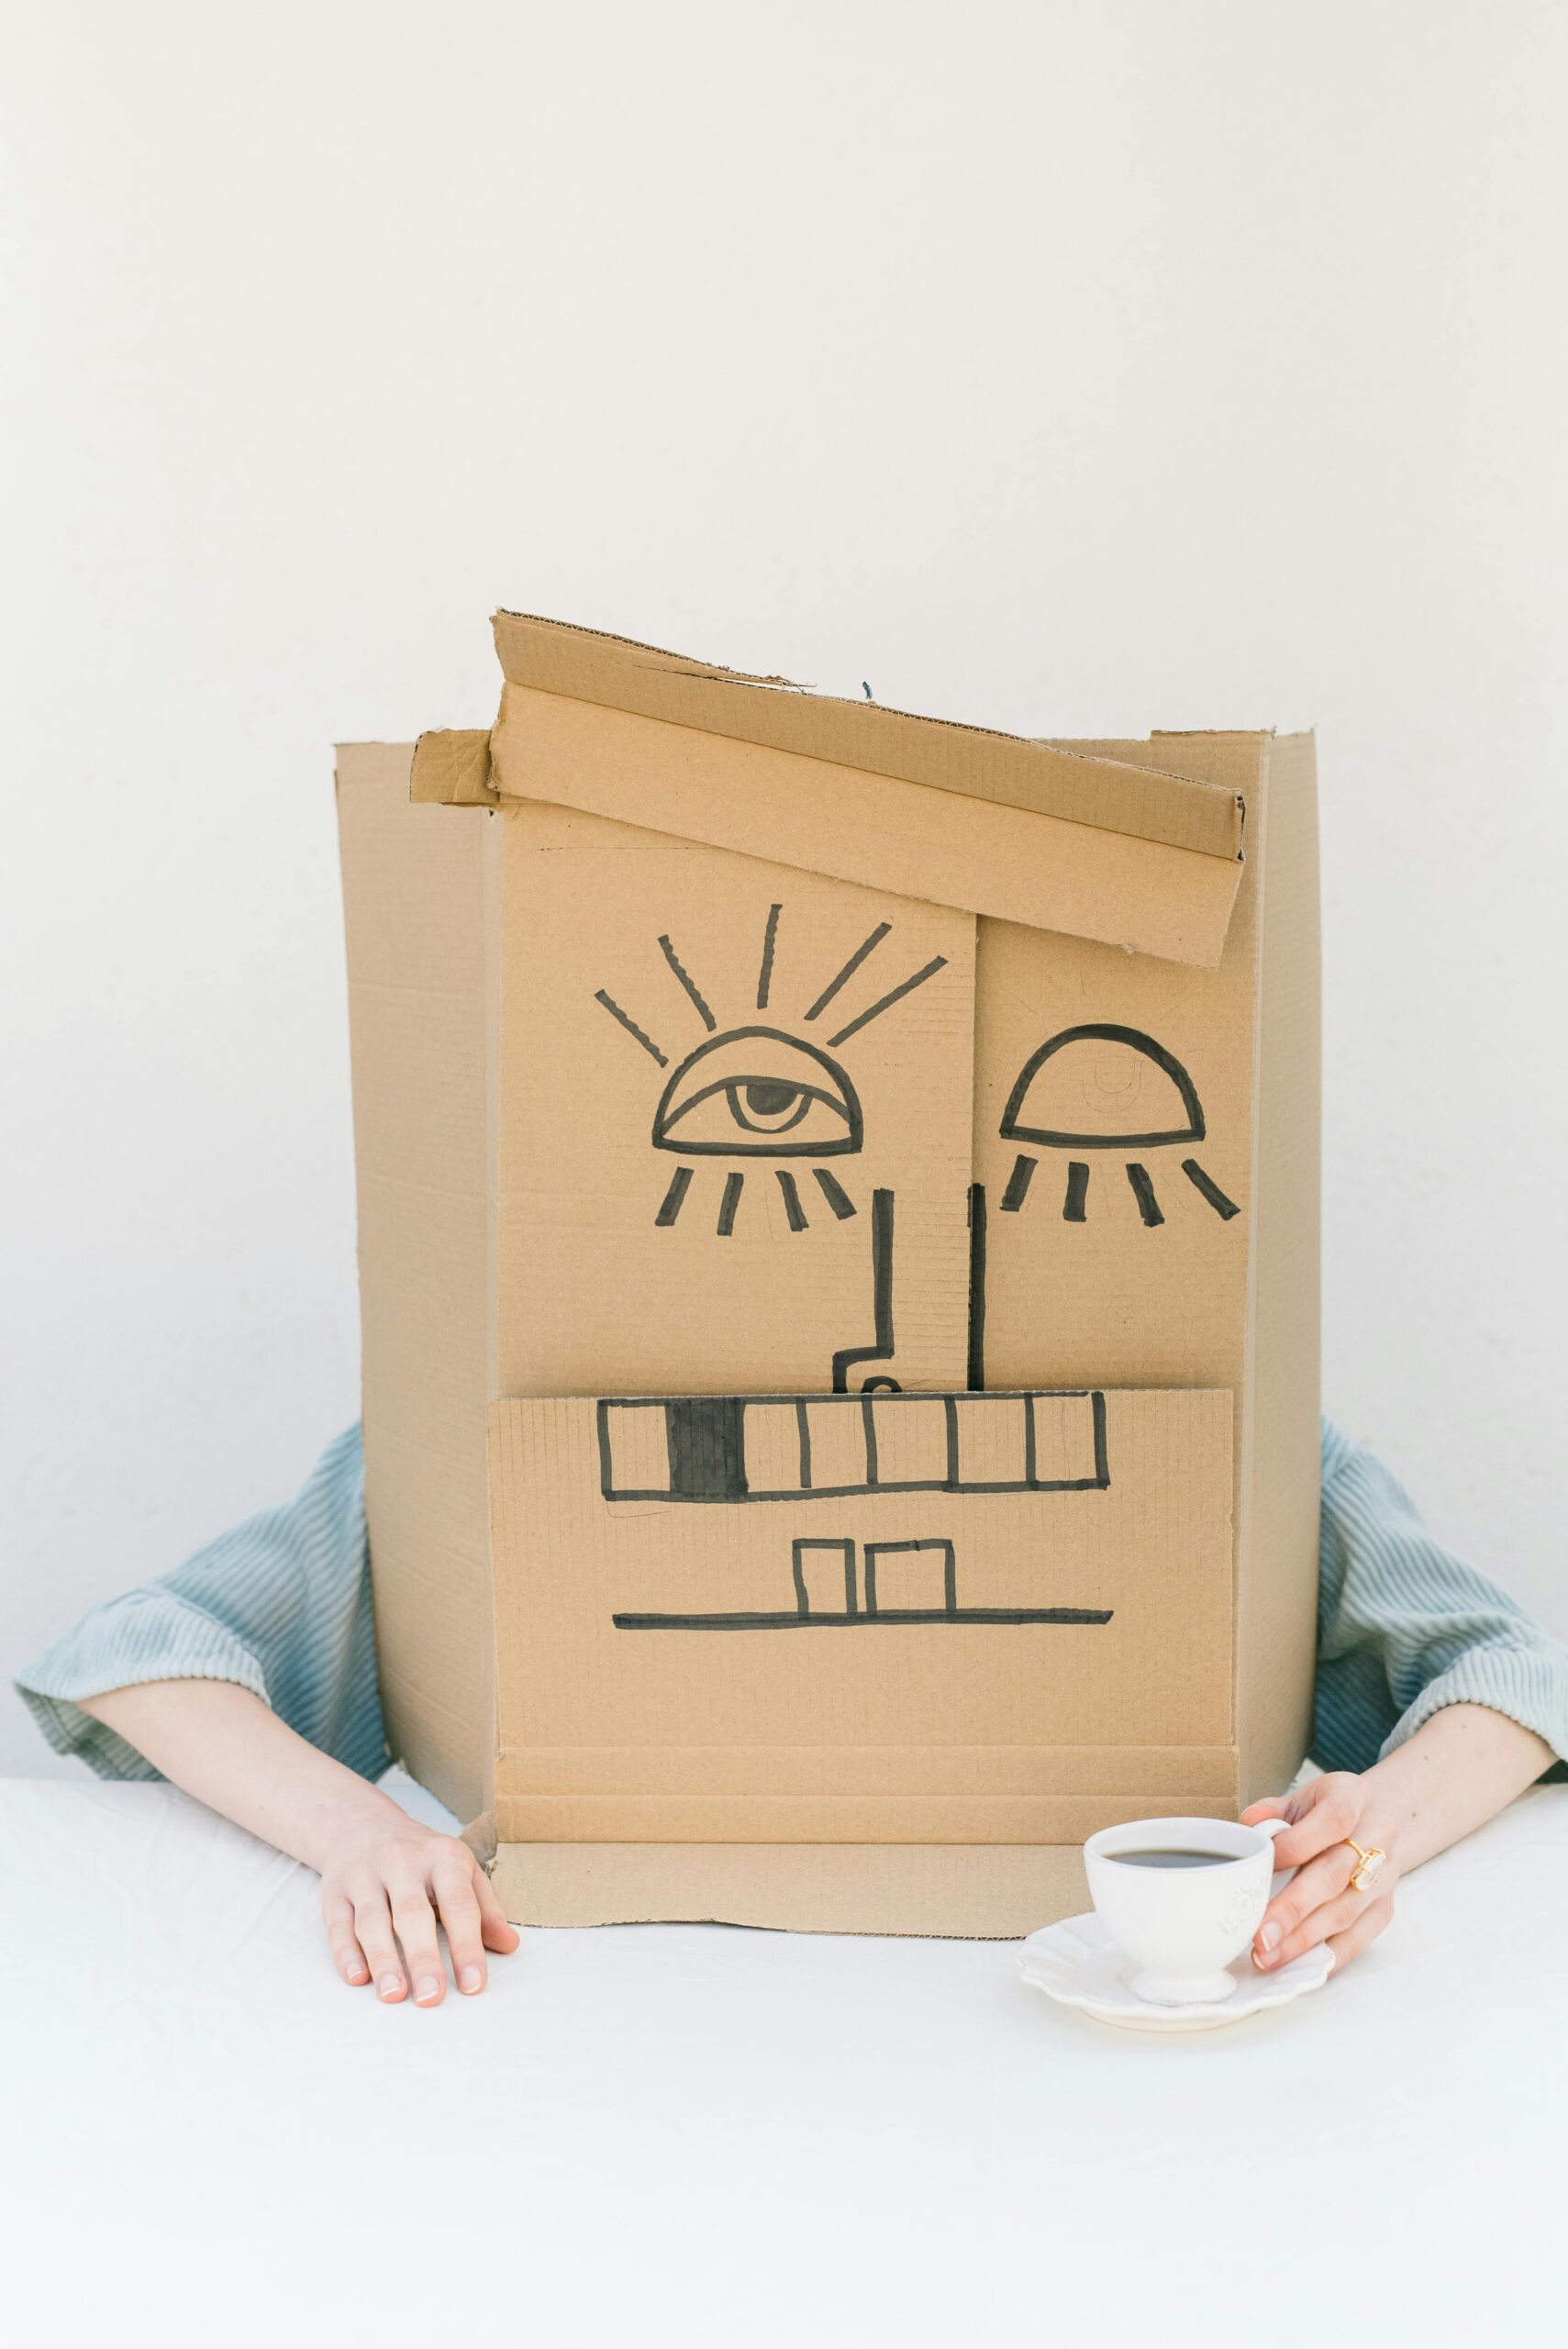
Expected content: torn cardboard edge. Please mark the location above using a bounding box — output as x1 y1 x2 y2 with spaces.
487 610 1246 861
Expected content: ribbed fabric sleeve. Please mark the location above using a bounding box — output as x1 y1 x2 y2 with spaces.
17 1419 1566 1798
1313 1421 1568 1781
15 1426 388 1786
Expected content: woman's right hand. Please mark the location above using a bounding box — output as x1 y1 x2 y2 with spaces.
319 1817 520 2007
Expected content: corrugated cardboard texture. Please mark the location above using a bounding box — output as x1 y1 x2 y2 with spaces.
495 799 975 1396
488 687 1244 968
488 1388 1233 1850
1047 731 1320 1803
490 1839 1092 1940
1234 732 1321 1798
336 744 496 1822
409 727 495 807
492 610 1244 861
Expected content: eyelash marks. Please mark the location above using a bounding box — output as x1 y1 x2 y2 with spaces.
594 903 948 1230
652 1163 862 1235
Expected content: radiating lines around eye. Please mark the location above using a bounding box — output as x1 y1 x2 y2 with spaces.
756 903 782 1010
803 922 891 1022
813 1167 857 1219
775 1170 807 1230
717 1172 744 1236
1063 1162 1090 1222
1000 1153 1037 1213
1125 1163 1163 1226
594 989 669 1065
1181 1159 1240 1219
826 954 948 1047
658 933 717 1031
654 1166 693 1226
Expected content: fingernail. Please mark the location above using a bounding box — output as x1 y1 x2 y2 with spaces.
415 1976 443 2005
343 1959 366 1983
460 1965 484 1994
379 1975 403 2000
1258 1921 1281 1953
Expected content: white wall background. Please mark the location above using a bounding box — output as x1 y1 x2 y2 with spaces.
4 1 1564 1775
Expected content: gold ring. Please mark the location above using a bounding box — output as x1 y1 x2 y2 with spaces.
1344 1838 1387 1892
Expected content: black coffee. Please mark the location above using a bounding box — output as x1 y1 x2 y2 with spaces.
1106 1847 1236 1869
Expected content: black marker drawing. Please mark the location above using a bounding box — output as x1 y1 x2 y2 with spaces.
653 1028 864 1159
966 1181 986 1393
1125 1163 1162 1227
614 1494 1111 1631
803 922 891 1022
831 1187 897 1393
654 1165 693 1227
596 1387 1110 1503
1000 1153 1037 1214
813 1168 857 1220
755 903 782 1010
998 1024 1240 1226
776 1170 808 1231
658 933 717 1031
824 953 948 1048
594 912 952 1237
593 989 668 1067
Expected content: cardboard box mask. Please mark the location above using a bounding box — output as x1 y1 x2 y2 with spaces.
337 616 1320 1936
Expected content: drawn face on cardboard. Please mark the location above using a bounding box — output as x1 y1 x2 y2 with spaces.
500 814 975 1398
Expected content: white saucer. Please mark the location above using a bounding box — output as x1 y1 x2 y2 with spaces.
1018 1910 1335 2033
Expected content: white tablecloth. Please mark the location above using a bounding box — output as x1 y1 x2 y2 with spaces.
3 1774 1563 2349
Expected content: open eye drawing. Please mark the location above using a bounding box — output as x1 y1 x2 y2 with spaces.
653 1029 863 1158
998 1023 1240 1227
594 905 948 1235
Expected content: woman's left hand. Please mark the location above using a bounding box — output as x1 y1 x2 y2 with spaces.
1241 1773 1399 1976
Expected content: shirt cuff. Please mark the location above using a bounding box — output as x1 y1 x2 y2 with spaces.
14 1587 272 1782
1380 1638 1568 1776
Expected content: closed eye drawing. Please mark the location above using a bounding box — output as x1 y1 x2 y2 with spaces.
594 903 947 1236
997 1023 1241 1228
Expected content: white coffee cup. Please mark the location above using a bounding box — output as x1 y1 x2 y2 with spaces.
1083 1814 1292 2005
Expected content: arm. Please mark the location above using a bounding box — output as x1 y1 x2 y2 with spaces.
80 1678 517 2005
1244 1702 1552 1975
1244 1422 1567 1976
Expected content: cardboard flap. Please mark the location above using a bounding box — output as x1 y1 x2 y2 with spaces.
410 728 496 807
488 1385 1235 1864
488 686 1245 968
491 611 1244 860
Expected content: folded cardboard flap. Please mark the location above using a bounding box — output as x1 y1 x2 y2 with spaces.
488 685 1245 969
490 609 1245 861
489 1841 1095 1940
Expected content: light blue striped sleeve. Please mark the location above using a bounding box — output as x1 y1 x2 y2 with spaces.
14 1426 389 1786
1312 1419 1568 1782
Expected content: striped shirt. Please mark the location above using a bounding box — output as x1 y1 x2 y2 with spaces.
16 1421 1568 1787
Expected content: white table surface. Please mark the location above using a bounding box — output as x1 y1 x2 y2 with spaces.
4 1774 1564 2349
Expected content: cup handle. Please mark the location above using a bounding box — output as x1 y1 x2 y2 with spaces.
1255 1813 1295 1887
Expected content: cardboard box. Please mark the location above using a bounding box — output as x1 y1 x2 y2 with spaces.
336 615 1320 1937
